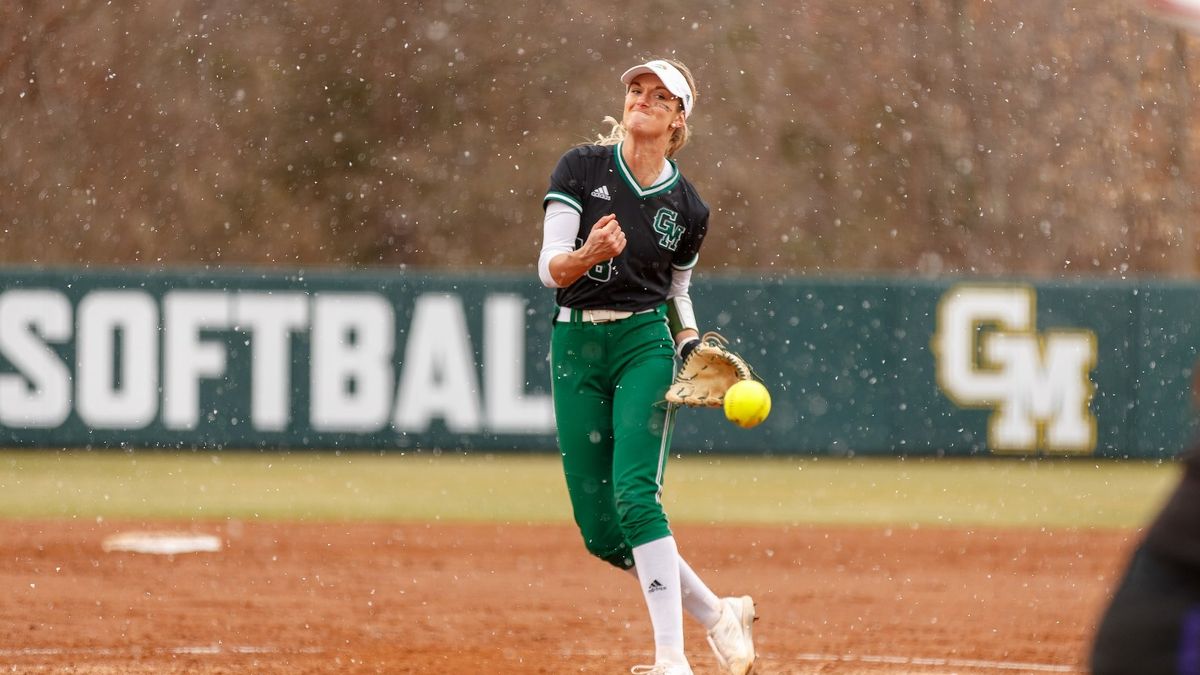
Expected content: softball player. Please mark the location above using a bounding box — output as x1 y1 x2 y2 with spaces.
538 58 756 675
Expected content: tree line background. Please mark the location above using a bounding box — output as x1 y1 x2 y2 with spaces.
1 0 1197 278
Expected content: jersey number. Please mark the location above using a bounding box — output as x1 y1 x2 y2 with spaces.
653 208 685 251
577 237 612 282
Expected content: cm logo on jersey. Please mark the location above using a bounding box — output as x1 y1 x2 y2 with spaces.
652 208 684 251
931 285 1098 455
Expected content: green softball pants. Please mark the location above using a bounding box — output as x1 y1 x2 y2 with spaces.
550 305 677 569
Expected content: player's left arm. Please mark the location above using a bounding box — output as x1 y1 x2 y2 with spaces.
667 203 708 360
667 266 700 360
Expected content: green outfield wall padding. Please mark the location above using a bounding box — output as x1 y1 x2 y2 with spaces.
1134 283 1200 456
0 268 1194 458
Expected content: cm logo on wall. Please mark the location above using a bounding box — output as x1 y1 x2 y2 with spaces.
931 285 1098 455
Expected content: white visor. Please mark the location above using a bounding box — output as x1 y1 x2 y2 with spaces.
620 60 694 118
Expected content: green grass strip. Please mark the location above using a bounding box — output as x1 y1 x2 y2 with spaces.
0 450 1180 528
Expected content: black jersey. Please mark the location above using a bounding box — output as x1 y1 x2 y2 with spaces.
543 142 709 312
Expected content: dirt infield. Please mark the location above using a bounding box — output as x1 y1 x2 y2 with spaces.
0 519 1135 674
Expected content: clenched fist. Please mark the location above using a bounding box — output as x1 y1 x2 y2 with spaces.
578 214 626 265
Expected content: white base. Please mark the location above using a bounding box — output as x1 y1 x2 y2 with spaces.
101 531 223 555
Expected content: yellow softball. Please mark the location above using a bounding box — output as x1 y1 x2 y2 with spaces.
723 380 771 429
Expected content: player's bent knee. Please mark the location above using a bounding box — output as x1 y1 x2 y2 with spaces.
616 503 671 550
582 537 634 569
573 514 631 568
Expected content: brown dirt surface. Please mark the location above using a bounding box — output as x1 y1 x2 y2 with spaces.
0 519 1137 674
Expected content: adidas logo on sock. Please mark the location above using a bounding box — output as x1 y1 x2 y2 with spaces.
647 579 667 593
590 185 612 200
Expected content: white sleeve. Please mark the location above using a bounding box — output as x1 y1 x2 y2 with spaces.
538 201 580 288
667 267 693 300
666 268 698 336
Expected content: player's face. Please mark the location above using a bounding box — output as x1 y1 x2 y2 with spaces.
623 74 684 139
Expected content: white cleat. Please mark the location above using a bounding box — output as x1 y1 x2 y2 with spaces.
630 662 694 675
706 595 757 675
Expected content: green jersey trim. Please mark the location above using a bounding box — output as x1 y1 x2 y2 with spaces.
545 191 583 213
672 253 700 271
614 142 681 198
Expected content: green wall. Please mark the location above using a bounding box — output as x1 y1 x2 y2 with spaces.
0 268 1194 457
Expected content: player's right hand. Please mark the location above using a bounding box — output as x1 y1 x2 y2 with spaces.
580 214 626 263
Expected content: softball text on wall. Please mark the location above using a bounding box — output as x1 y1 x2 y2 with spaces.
0 288 554 437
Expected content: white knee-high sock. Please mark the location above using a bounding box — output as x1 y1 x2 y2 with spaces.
678 556 723 629
631 536 686 665
624 556 723 629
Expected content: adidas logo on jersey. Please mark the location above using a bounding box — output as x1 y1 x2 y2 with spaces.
590 185 612 200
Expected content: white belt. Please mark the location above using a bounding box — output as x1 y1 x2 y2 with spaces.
557 307 655 324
